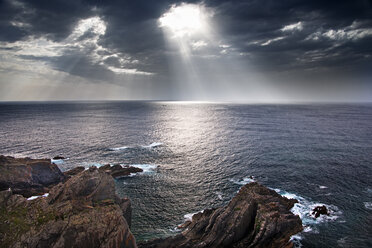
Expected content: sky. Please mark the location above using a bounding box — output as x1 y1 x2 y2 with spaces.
0 0 371 102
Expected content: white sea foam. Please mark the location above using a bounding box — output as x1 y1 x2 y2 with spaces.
51 158 69 164
290 234 303 248
229 177 255 185
273 188 342 233
215 192 223 200
109 146 128 151
81 162 103 169
130 164 158 173
169 226 181 233
364 202 372 210
27 193 49 201
184 210 204 222
141 142 163 148
110 142 162 151
319 185 328 189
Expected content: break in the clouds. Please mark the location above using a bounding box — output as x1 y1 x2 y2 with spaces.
0 0 371 102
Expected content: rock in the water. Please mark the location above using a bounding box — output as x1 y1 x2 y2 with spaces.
139 182 302 248
312 205 329 218
52 156 65 160
98 164 143 178
0 155 66 197
0 167 136 248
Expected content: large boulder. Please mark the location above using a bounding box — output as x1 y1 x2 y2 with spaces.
0 167 136 248
139 182 302 248
0 155 65 197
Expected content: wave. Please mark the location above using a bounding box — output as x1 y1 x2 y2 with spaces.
109 142 163 151
141 142 163 148
109 146 128 151
290 234 303 248
184 210 204 222
229 176 255 185
51 158 69 165
273 188 342 226
215 191 223 200
272 187 343 246
80 162 104 169
364 202 372 210
27 193 49 201
130 164 158 173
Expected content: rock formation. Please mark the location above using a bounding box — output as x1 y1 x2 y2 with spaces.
98 164 143 178
52 156 65 160
0 167 136 248
139 182 302 248
1 155 304 248
0 155 65 197
312 205 329 218
63 166 85 177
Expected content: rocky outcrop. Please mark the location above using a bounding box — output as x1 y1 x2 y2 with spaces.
139 182 302 248
312 205 329 218
98 164 143 178
0 155 66 197
52 156 65 160
0 167 136 248
63 166 85 177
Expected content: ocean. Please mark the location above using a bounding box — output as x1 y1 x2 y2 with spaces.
0 101 371 247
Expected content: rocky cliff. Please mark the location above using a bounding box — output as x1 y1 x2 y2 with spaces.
139 182 302 248
0 165 136 248
0 155 65 197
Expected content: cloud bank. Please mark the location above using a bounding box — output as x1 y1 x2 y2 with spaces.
0 0 371 101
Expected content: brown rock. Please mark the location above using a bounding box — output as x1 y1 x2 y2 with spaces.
63 166 85 177
139 182 302 248
98 164 143 178
0 167 136 248
0 155 65 197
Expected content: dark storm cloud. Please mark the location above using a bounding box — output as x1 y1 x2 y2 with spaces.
0 0 371 82
207 0 372 74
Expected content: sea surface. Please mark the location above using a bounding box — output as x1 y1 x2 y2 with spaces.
0 101 371 247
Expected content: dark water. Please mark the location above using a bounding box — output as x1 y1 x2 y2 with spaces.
0 101 371 247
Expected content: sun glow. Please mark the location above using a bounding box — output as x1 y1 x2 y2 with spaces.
158 3 211 37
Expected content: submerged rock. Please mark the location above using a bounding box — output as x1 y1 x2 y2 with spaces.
0 155 66 197
0 167 136 248
139 182 302 248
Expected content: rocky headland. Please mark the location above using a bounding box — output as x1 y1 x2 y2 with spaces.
139 183 303 248
1 155 303 248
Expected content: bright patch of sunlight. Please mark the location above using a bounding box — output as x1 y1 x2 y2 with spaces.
158 3 212 37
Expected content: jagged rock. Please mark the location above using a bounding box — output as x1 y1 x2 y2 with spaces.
0 167 136 248
312 205 329 218
52 156 65 160
98 164 143 178
139 182 302 248
63 166 85 177
0 155 66 197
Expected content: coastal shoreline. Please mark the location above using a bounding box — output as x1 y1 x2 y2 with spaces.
1 155 303 247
